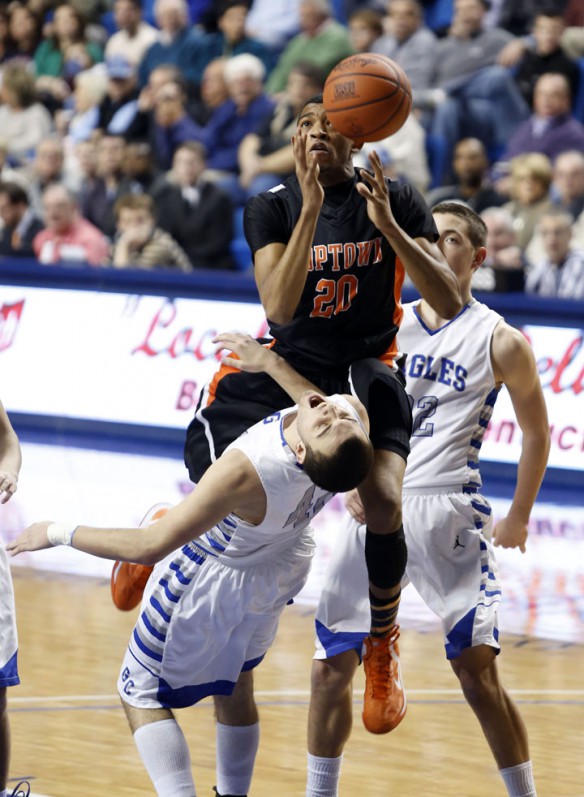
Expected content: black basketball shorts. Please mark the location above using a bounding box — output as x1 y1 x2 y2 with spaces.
184 355 412 484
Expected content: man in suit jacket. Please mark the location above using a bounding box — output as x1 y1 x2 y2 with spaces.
170 141 235 270
0 181 44 258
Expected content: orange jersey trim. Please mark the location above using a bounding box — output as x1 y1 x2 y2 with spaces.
378 256 405 368
204 339 277 407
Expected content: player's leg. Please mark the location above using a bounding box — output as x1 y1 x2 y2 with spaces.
406 491 536 794
0 687 9 796
213 671 259 797
307 515 370 796
350 359 411 734
213 536 315 797
116 549 252 797
306 650 359 797
357 449 408 734
450 647 536 797
0 552 22 797
123 700 196 797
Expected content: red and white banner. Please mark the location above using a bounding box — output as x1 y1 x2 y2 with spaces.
0 287 268 427
481 324 584 471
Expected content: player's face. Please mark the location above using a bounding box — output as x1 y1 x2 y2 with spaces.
434 212 484 284
295 391 369 458
297 103 356 175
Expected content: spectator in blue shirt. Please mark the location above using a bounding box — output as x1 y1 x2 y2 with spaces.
198 53 274 201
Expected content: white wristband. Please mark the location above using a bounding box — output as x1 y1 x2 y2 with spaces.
47 522 78 547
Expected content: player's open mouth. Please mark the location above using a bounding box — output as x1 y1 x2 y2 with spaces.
308 394 325 408
310 144 328 153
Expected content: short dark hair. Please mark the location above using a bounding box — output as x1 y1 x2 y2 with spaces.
219 0 250 15
114 192 155 219
349 8 384 36
297 93 324 121
432 201 487 248
303 433 373 493
535 3 565 20
0 181 29 206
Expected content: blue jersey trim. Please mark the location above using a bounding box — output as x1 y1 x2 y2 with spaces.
315 619 366 662
0 650 19 687
413 301 474 336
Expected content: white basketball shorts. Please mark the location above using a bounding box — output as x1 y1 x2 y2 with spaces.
118 529 315 709
315 490 501 661
0 545 19 687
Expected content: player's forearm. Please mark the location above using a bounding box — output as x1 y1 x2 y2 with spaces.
508 431 550 523
70 525 167 565
382 228 462 318
258 207 320 323
264 353 320 401
0 427 22 479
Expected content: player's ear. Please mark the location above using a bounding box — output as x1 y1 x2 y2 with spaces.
472 246 488 270
295 439 307 465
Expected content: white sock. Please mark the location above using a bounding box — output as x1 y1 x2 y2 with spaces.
306 753 343 797
215 721 259 796
500 761 537 797
134 718 195 797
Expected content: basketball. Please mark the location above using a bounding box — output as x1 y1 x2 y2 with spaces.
323 53 412 145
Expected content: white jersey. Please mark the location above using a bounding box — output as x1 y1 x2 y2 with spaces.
119 403 339 709
196 406 333 561
398 299 503 491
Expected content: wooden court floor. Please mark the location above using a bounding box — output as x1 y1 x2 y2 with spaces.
7 567 584 797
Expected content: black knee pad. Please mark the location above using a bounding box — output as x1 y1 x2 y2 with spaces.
364 526 408 590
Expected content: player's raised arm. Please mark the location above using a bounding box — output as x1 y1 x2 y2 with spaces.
253 132 323 324
0 400 21 504
491 322 550 552
357 151 462 319
7 451 264 562
214 332 321 402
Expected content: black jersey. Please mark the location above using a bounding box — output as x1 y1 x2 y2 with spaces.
244 169 438 372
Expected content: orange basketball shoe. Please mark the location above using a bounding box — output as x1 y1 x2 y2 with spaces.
110 504 170 611
362 624 406 734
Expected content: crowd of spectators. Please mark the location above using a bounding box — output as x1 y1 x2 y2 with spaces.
0 0 582 297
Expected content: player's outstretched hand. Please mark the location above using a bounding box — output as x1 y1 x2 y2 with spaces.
0 470 18 504
6 522 53 556
356 150 395 234
292 132 324 213
214 332 277 373
492 516 528 553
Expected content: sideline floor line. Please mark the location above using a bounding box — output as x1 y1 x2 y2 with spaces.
10 687 584 704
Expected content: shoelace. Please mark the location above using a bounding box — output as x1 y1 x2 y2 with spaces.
367 625 401 698
10 782 30 797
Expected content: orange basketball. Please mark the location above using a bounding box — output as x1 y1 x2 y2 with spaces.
323 53 412 145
